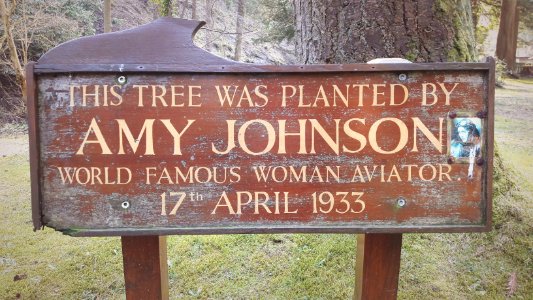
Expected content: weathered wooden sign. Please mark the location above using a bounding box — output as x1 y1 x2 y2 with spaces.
27 19 494 237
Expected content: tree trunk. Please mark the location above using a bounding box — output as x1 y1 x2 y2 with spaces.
104 0 112 33
234 0 245 61
293 0 477 64
192 0 197 19
0 0 26 102
178 0 188 18
496 0 519 72
205 0 214 49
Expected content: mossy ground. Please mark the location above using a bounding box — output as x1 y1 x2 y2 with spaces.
1 79 532 299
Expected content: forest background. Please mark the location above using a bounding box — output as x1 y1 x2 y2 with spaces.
0 0 532 299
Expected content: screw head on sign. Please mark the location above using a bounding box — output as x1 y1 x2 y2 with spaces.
447 156 455 164
116 75 127 85
476 157 484 166
448 111 457 119
121 201 130 209
398 73 407 81
476 111 487 119
397 197 406 207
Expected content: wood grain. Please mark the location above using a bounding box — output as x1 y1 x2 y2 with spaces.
36 70 491 236
122 236 169 300
28 18 494 236
354 234 402 300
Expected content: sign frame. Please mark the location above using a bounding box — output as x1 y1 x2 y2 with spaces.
27 18 495 237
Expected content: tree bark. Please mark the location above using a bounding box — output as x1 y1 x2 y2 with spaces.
178 0 188 18
104 0 112 33
205 0 214 49
293 0 477 64
0 0 26 102
192 0 197 19
234 0 245 61
496 0 519 72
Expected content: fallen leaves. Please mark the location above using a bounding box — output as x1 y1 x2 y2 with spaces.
506 272 518 298
13 274 27 281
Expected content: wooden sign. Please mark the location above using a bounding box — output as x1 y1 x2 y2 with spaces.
27 18 494 237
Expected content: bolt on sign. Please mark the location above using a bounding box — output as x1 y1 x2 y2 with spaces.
27 19 494 237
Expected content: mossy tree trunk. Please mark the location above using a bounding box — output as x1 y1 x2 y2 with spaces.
293 0 477 64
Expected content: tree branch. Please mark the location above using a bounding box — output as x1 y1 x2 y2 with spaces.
9 0 16 15
479 0 500 8
0 0 26 100
200 27 256 35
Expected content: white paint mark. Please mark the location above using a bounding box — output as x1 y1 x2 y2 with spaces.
468 148 475 179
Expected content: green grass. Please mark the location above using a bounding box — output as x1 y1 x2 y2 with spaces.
1 79 532 299
165 234 357 298
0 154 124 299
511 78 533 85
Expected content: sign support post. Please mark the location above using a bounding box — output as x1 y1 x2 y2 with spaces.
352 58 410 300
354 234 403 299
122 236 169 300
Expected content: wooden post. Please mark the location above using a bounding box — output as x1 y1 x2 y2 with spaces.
122 236 169 300
354 234 403 300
